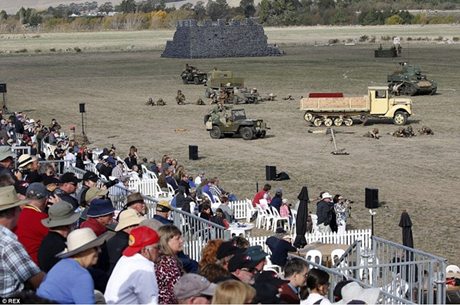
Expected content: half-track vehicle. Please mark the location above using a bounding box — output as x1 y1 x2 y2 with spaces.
205 109 268 140
300 86 412 126
387 64 437 96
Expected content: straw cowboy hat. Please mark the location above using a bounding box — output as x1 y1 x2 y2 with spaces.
0 185 30 212
41 201 81 228
115 209 144 232
56 228 110 259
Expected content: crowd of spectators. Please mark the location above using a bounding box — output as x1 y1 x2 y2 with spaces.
0 110 378 304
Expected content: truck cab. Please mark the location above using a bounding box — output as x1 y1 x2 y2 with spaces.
368 86 412 125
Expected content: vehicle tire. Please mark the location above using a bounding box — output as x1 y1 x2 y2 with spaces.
193 77 199 85
393 111 407 125
333 118 343 126
241 127 254 140
304 112 313 122
324 118 333 127
210 126 222 139
182 78 188 84
313 118 322 127
344 117 354 126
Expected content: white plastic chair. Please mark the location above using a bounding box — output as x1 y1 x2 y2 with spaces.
116 156 131 172
262 205 276 231
447 264 460 274
331 248 350 275
246 199 257 222
141 164 158 180
359 254 379 285
255 204 268 229
265 256 283 276
380 273 408 303
310 213 319 233
305 249 323 269
271 207 290 232
166 183 175 198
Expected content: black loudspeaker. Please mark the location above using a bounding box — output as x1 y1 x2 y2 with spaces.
189 145 198 160
0 83 6 93
79 103 86 113
266 165 276 181
365 187 379 209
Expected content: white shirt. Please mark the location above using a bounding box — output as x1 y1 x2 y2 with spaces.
105 254 159 304
64 152 76 167
194 176 202 185
301 293 332 305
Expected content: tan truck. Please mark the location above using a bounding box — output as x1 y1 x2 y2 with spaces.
300 86 413 126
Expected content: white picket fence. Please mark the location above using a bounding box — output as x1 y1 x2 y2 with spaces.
182 229 371 262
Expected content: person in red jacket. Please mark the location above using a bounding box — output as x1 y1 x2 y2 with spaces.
14 183 51 264
252 184 271 207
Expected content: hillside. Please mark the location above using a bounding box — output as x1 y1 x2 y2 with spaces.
0 0 124 14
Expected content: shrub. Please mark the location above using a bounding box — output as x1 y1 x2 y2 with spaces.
407 37 413 41
34 49 41 53
359 35 369 42
15 49 28 53
370 36 376 43
453 37 459 42
50 48 56 52
381 35 391 41
74 47 82 52
434 36 443 41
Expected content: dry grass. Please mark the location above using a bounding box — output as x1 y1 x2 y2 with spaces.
1 25 459 266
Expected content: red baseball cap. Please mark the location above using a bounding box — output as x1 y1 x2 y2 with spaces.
122 226 159 257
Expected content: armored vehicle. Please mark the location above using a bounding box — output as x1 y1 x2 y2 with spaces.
205 109 267 140
387 64 437 96
181 69 207 85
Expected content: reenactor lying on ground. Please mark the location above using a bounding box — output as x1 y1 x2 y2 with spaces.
391 126 415 138
418 126 434 135
363 128 380 139
265 93 277 101
146 97 155 106
176 90 186 105
196 98 206 105
282 95 295 100
157 98 166 106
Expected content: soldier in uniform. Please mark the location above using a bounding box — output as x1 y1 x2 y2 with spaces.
157 98 166 106
282 94 294 101
209 93 218 104
146 97 155 106
196 98 206 105
209 102 225 122
419 126 434 135
363 128 380 139
176 90 186 105
219 88 228 104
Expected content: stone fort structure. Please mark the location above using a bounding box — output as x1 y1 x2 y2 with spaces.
161 18 282 58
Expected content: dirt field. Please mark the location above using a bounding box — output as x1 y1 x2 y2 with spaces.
1 25 459 266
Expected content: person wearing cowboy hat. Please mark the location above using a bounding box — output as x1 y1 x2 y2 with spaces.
317 192 333 234
0 186 45 297
37 201 81 273
124 191 147 215
107 209 144 275
36 228 110 304
105 226 161 304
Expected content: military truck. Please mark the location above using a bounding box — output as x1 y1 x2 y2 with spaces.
205 109 268 140
181 68 207 85
300 86 412 126
387 64 437 95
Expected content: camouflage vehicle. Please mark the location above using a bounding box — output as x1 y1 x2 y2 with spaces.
205 109 268 140
181 66 207 85
387 64 437 96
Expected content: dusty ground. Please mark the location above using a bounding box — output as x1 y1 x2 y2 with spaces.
1 25 459 266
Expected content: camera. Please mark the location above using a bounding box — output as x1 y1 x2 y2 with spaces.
103 179 119 188
343 198 354 204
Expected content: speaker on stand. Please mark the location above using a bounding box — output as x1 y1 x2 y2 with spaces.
0 83 9 113
266 165 276 181
189 145 198 160
79 103 86 135
365 187 379 236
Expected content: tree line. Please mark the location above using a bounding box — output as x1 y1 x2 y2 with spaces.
0 0 459 32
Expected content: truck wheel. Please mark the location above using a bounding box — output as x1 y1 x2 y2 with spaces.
324 118 333 127
210 126 222 139
313 118 322 127
304 112 313 122
241 127 254 140
194 77 199 85
333 118 343 126
182 78 188 84
393 111 407 125
344 117 353 126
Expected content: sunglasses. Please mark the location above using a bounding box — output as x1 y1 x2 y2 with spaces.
241 268 256 274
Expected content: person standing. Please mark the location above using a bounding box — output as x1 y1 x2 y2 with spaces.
316 192 332 234
333 195 349 236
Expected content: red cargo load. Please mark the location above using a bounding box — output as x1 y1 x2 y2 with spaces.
308 93 344 98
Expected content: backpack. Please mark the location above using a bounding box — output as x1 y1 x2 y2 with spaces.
274 171 290 181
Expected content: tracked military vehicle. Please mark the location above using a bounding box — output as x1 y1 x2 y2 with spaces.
387 64 437 96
